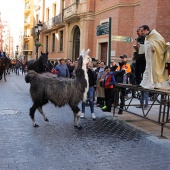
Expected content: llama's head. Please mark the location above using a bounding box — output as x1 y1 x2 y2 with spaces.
78 49 91 68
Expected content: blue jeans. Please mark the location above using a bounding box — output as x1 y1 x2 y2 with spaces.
16 67 20 75
141 92 149 106
82 86 94 114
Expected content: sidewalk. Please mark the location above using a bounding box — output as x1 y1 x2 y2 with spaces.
95 99 170 139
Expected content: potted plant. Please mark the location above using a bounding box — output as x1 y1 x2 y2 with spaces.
35 41 43 47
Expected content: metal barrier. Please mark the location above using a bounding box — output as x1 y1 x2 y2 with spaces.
113 83 170 137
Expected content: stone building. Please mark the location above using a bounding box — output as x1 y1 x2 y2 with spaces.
26 0 170 63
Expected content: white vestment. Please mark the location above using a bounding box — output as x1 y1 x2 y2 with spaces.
140 29 170 89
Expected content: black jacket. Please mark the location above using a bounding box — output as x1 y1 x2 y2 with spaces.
111 65 118 72
87 68 96 87
134 36 145 60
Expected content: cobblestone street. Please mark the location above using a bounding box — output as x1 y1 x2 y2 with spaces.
0 72 170 170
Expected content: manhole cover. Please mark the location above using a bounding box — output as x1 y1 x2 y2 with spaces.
0 109 18 115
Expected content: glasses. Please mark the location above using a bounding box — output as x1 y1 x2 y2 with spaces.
97 63 101 64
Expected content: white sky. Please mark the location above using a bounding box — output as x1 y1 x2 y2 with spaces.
0 0 24 46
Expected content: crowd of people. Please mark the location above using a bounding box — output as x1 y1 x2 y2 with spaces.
46 54 133 119
49 24 170 118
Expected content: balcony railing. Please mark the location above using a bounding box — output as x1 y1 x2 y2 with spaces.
24 17 30 24
43 13 62 31
23 45 29 50
24 34 30 37
63 2 79 19
25 4 30 10
24 3 30 14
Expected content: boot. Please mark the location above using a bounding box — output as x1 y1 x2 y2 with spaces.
118 110 123 114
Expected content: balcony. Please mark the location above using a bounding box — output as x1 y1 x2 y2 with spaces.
23 45 32 53
24 34 30 37
43 14 63 31
23 35 30 42
23 45 29 50
63 2 80 22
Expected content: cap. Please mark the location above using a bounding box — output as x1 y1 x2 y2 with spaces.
120 54 127 58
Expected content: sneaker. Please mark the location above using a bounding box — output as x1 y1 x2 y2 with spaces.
124 95 128 99
136 105 143 108
96 104 101 107
91 113 96 120
102 105 107 110
143 105 149 110
80 113 85 118
102 108 111 112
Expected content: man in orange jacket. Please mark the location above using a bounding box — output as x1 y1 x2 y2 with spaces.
115 54 131 114
115 54 131 83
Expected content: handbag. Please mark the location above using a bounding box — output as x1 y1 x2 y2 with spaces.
99 80 104 87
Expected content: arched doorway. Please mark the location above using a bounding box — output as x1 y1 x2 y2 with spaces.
72 26 80 61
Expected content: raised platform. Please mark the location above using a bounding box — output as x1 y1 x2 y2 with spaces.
113 83 170 137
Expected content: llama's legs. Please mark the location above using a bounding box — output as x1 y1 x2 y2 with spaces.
70 105 82 129
30 103 39 127
38 107 49 122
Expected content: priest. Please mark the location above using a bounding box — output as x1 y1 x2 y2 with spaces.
140 25 170 89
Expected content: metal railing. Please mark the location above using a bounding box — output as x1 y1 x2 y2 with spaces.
43 13 62 31
24 35 30 37
24 4 30 10
23 45 29 50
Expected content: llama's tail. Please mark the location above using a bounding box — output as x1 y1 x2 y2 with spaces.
25 70 37 83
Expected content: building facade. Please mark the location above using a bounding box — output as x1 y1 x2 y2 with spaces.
24 0 170 63
0 13 13 58
23 0 34 61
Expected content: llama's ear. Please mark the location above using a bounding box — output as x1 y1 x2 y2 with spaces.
46 51 49 55
85 49 90 55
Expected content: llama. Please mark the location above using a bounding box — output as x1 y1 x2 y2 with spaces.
26 51 48 73
25 49 91 129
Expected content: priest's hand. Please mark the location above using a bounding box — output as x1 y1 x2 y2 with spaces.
151 47 155 53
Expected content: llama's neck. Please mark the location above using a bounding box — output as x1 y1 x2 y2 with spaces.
82 64 89 101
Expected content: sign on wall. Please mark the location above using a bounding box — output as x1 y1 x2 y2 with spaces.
96 22 109 36
111 35 133 43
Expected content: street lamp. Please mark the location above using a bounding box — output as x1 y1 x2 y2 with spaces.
35 20 43 60
16 45 19 59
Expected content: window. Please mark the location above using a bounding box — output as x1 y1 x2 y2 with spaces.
36 14 39 24
46 8 50 20
46 36 48 52
52 33 55 52
53 3 56 17
59 30 63 51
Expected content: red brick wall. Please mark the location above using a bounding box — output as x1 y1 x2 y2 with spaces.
116 6 135 58
93 0 139 59
91 0 170 61
85 19 95 56
156 0 170 42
